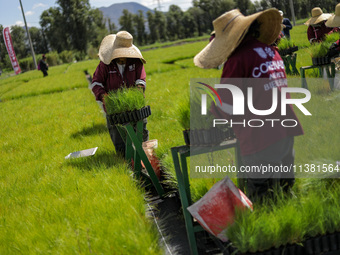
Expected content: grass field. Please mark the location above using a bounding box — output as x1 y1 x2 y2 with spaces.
1 22 340 254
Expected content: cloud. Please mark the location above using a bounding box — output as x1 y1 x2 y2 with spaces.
25 11 34 16
15 20 24 26
33 3 47 9
14 20 32 27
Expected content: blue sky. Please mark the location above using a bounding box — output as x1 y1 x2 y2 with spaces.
0 0 193 28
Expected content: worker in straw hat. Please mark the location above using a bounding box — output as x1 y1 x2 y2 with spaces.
305 7 333 44
194 8 304 201
325 3 340 59
91 31 148 157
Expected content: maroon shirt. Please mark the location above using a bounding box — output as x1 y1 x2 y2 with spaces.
91 58 146 102
307 21 333 44
211 36 304 156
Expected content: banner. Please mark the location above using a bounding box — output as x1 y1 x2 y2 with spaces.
3 27 21 75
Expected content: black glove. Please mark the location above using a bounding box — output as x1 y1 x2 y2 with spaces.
328 48 339 58
330 42 338 50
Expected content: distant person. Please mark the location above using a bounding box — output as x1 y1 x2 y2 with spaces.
326 3 340 58
305 7 332 44
279 10 293 39
38 54 48 77
91 31 148 157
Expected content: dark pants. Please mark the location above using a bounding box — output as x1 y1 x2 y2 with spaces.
242 136 295 202
106 116 149 157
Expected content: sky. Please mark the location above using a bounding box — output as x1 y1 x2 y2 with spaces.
0 0 193 29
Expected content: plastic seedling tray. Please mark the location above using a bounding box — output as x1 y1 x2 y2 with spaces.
65 147 98 159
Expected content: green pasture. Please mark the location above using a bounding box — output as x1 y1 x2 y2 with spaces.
1 23 340 254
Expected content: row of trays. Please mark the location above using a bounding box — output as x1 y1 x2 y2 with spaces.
108 106 151 125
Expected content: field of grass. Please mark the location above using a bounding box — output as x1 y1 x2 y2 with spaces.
1 23 340 254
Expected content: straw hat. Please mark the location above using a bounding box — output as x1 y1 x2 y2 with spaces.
304 7 332 26
98 31 146 65
325 3 340 27
194 8 282 69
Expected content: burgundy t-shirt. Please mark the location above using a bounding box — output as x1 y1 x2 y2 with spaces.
211 36 304 156
307 21 333 43
91 58 146 102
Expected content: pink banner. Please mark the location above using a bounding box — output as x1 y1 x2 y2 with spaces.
3 27 21 75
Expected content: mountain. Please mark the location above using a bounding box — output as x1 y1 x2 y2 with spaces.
98 2 152 29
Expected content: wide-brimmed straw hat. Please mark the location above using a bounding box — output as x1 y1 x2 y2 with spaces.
98 31 146 65
304 7 332 26
194 8 282 69
326 4 340 27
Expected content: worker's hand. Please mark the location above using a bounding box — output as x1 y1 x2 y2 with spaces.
329 42 338 50
328 43 339 58
136 84 145 97
101 93 108 103
328 48 339 58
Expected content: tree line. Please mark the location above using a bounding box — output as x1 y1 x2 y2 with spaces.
0 0 338 71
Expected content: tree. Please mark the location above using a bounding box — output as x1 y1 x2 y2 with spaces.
119 9 135 36
193 0 236 31
235 0 253 14
87 8 108 49
146 11 158 43
10 26 28 59
166 5 184 40
187 6 209 36
182 12 198 38
40 7 69 52
57 0 92 53
154 10 167 42
107 18 117 34
29 27 48 54
133 10 146 45
40 0 106 54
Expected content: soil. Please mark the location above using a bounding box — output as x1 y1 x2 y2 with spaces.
146 191 192 255
146 187 224 255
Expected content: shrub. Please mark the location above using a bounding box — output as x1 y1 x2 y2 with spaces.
74 51 87 62
46 51 60 66
19 56 35 71
87 46 99 60
59 50 74 64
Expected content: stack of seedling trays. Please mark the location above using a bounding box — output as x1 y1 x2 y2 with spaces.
177 97 236 147
308 33 340 67
104 87 150 126
183 127 236 147
104 87 164 197
109 105 151 125
211 177 340 255
277 38 298 57
219 233 340 255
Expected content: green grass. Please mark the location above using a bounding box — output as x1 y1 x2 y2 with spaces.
0 64 162 254
0 24 340 254
227 179 340 253
104 87 145 115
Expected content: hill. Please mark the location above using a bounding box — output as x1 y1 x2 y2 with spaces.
98 2 152 29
